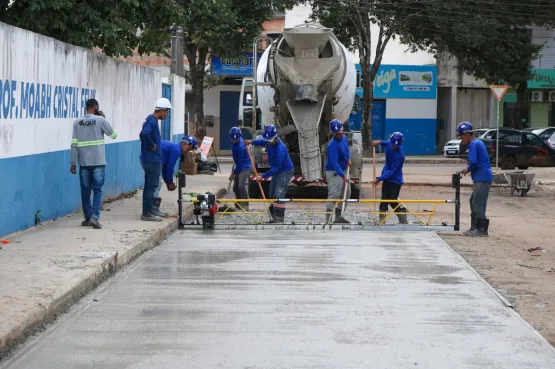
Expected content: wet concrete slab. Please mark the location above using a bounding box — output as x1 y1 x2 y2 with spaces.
3 231 555 368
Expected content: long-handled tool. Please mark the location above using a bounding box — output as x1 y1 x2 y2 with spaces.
372 146 377 212
246 144 272 221
227 164 235 192
340 167 350 217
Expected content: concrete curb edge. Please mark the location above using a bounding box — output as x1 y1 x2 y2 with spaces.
0 187 226 359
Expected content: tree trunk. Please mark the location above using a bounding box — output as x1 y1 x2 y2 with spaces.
511 82 527 129
185 46 208 140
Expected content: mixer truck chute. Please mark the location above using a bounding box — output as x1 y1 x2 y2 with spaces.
238 23 363 199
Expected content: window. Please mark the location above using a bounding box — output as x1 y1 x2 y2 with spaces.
539 130 555 141
526 133 545 148
243 93 253 107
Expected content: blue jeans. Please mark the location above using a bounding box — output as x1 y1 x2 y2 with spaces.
79 166 105 220
141 160 162 214
269 169 294 202
153 164 164 198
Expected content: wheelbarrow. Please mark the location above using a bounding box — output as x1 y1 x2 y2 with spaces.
492 171 535 197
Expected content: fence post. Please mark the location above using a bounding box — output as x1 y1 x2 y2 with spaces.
452 172 461 231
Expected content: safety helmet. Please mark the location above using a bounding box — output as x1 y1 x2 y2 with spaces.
262 124 278 141
182 135 198 149
329 119 343 134
229 127 242 140
390 132 404 146
457 121 473 135
155 97 172 110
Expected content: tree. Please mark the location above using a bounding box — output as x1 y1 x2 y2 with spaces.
1 0 183 57
175 0 298 139
397 0 555 129
308 0 423 152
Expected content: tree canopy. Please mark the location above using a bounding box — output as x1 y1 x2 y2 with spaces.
174 0 298 137
1 0 182 57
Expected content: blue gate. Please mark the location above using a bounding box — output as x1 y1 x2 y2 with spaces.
161 83 172 141
347 99 386 139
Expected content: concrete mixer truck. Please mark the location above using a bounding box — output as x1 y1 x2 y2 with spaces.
237 23 363 199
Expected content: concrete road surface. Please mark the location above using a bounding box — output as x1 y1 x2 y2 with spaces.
4 231 555 368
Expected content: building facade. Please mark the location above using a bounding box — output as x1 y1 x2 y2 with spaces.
349 64 438 155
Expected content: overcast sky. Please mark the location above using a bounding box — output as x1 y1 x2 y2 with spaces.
285 4 436 66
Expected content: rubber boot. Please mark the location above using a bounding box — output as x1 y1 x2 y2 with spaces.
462 214 476 236
152 197 168 218
334 208 350 224
471 218 489 237
273 206 285 223
378 213 387 224
267 205 277 223
396 208 408 224
141 213 163 222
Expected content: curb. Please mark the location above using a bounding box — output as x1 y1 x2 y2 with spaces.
216 158 465 165
0 187 226 358
360 181 472 188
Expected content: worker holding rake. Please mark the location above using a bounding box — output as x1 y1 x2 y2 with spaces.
371 132 409 224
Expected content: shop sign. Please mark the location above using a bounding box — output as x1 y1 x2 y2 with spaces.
355 64 437 99
528 69 555 89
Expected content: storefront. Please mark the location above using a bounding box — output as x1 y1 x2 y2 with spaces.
495 69 555 129
349 64 438 155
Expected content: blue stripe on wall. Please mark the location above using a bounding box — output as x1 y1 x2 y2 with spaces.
384 119 437 156
1 134 187 237
0 141 145 237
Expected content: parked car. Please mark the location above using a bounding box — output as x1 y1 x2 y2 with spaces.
443 139 461 157
460 128 555 169
530 127 555 145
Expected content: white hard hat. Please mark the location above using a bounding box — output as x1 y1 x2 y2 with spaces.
155 97 172 110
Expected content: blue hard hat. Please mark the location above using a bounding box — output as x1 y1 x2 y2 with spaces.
329 119 343 133
390 132 404 146
262 124 278 141
457 121 473 135
229 127 242 140
182 135 198 149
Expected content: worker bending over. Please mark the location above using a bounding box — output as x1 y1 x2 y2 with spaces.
151 136 197 218
244 125 294 223
371 132 408 224
457 122 492 237
227 127 252 212
325 119 352 224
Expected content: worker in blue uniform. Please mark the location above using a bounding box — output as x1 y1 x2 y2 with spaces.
371 132 408 224
225 127 253 212
244 124 294 223
151 136 197 218
325 119 352 224
458 122 493 237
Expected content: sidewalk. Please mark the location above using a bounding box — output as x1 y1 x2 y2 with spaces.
0 173 229 357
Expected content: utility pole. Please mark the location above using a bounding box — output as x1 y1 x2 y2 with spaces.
171 24 184 77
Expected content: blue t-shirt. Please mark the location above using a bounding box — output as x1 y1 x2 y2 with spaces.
160 140 181 184
378 140 405 185
139 114 162 163
232 138 253 174
467 139 493 182
251 138 294 178
325 136 351 178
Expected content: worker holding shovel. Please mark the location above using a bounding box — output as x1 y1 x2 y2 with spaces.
223 127 252 212
244 125 294 223
325 119 352 224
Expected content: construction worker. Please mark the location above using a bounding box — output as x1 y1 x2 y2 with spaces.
325 119 352 224
70 99 117 229
224 127 252 212
457 122 492 237
139 97 171 222
244 124 294 223
151 136 197 217
371 132 408 224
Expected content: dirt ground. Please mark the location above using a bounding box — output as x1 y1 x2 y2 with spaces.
360 184 555 347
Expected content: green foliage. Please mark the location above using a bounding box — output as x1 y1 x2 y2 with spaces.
174 0 298 137
1 0 183 57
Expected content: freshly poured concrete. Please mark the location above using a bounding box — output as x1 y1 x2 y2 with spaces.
4 231 555 368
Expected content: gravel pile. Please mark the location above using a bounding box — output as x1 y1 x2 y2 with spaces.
215 191 423 225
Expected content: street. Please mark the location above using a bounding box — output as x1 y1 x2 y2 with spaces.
3 230 555 368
